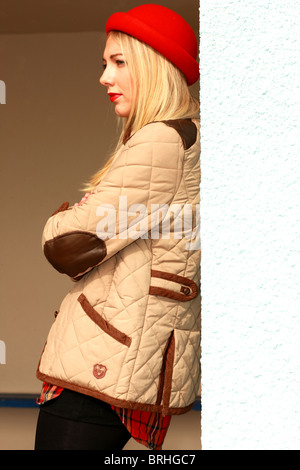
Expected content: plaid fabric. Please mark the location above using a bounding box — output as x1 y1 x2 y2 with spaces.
37 382 171 450
111 405 171 450
36 382 64 404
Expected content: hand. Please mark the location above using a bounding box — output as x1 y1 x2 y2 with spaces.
74 192 92 206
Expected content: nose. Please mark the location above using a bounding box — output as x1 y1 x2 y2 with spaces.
99 66 114 87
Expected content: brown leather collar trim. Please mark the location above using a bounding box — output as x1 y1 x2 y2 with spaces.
162 119 197 150
123 119 198 148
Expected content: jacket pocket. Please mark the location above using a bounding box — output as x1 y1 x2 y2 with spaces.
149 270 198 301
77 293 131 347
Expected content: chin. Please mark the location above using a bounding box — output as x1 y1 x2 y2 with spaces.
114 105 130 118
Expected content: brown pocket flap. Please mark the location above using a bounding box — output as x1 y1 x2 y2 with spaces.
149 270 199 302
78 294 131 347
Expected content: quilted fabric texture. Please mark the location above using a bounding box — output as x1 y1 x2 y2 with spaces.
37 120 201 416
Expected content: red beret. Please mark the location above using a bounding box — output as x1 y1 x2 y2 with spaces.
106 4 199 86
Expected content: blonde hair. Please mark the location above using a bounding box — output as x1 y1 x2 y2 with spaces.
84 31 199 191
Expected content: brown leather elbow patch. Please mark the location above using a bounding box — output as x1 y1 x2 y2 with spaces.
43 231 107 278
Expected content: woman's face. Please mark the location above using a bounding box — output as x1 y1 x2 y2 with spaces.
100 35 133 118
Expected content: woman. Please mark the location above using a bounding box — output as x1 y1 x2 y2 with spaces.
34 4 200 451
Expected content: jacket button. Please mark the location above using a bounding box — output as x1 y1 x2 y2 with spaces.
93 364 107 379
181 286 191 296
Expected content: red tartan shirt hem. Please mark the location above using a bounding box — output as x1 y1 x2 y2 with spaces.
37 382 171 450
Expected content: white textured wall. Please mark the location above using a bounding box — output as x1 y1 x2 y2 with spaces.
200 0 300 449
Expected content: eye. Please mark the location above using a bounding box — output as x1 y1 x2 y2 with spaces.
102 63 107 70
116 60 125 66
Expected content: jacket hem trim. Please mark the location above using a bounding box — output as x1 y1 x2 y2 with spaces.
162 331 175 416
35 369 194 416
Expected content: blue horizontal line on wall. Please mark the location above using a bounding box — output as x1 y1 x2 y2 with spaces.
0 394 201 411
0 394 38 408
192 399 202 411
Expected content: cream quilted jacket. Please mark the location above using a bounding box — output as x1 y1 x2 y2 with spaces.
37 119 201 416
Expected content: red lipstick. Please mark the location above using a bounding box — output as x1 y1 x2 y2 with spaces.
108 93 122 102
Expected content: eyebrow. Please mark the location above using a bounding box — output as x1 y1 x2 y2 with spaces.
102 53 123 62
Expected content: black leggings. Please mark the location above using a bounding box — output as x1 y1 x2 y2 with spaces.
34 408 131 450
34 389 131 450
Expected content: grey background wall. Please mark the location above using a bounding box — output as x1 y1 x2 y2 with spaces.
0 0 200 394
